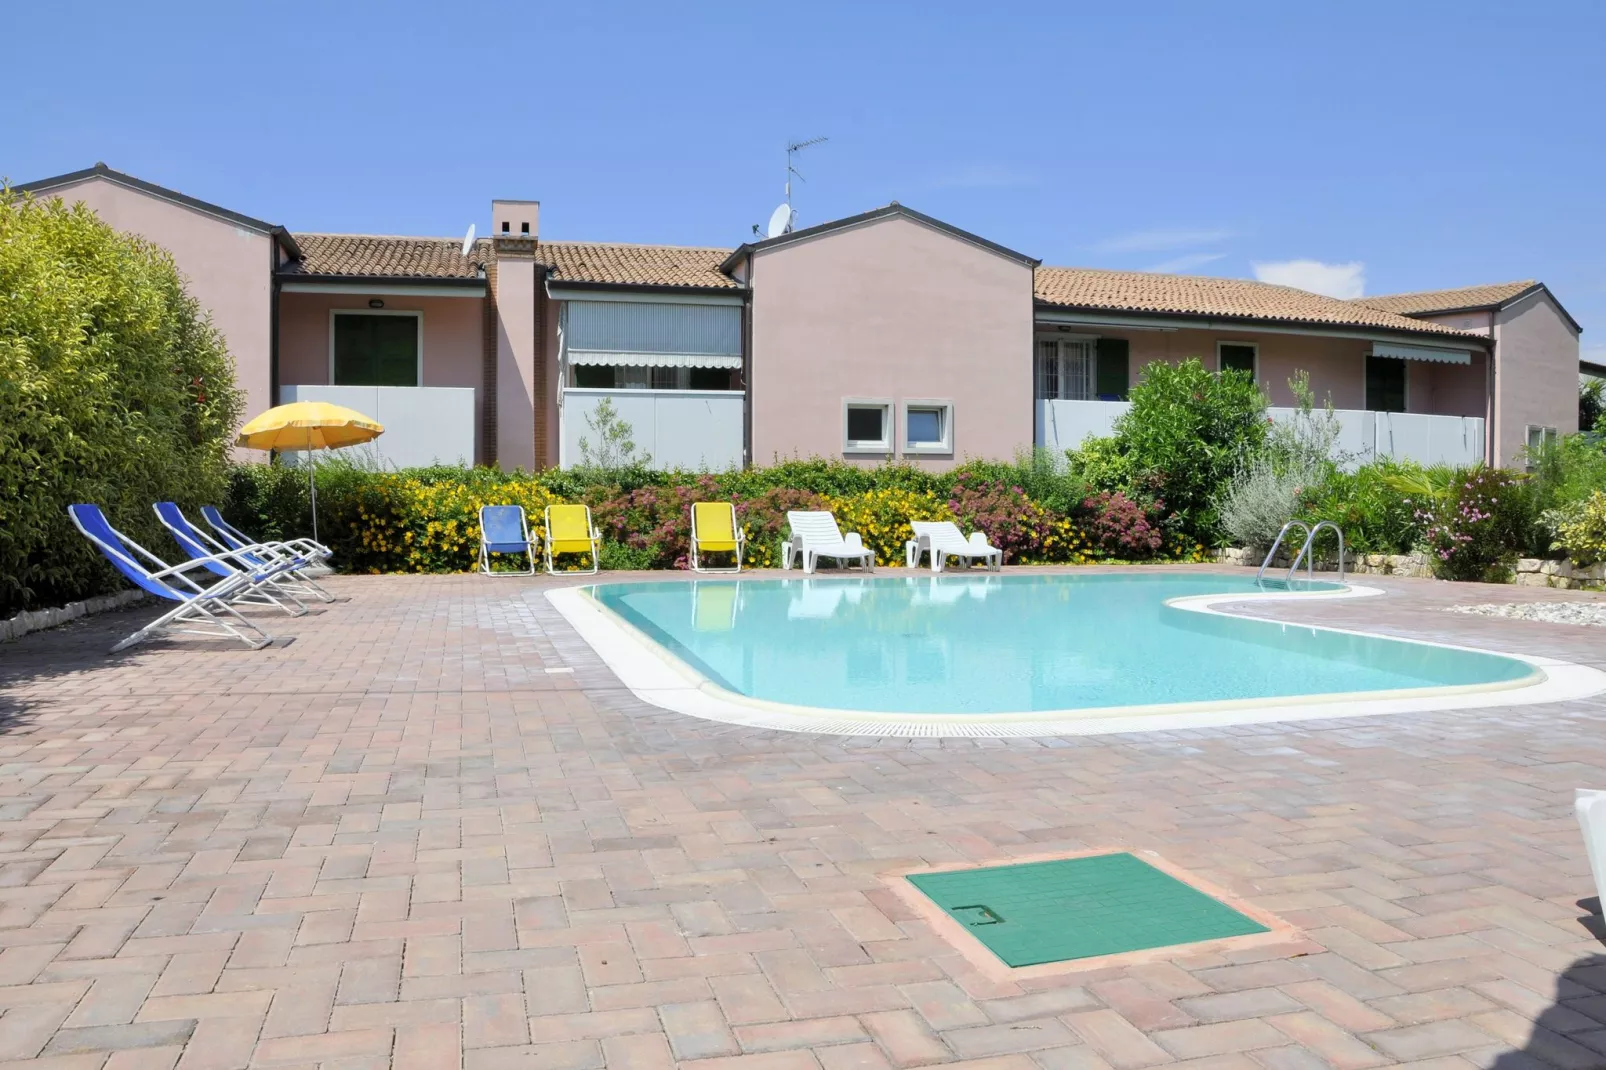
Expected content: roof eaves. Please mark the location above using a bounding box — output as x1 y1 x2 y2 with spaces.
274 271 484 286
16 163 299 256
722 203 1039 273
546 279 746 297
1032 300 1493 345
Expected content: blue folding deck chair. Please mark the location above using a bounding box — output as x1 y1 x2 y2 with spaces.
479 505 538 576
160 503 335 605
153 503 313 616
201 506 331 571
68 504 278 652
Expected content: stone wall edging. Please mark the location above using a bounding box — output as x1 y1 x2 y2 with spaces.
0 590 149 643
1216 547 1606 589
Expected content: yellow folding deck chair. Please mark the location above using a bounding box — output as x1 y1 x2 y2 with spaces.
543 504 600 575
690 502 745 574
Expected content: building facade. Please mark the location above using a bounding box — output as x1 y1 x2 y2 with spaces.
18 165 1585 471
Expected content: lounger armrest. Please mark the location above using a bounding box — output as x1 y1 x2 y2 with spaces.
842 532 864 552
967 532 997 550
148 550 259 580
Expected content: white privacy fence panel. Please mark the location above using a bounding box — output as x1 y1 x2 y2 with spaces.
562 389 744 471
280 385 475 469
1036 400 1484 468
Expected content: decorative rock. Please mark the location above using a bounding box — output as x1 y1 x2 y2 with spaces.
1449 601 1606 627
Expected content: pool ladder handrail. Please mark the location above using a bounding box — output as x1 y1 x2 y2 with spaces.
1256 521 1310 585
1290 521 1345 584
1256 520 1345 586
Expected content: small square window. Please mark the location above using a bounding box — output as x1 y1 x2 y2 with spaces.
843 399 892 454
1218 343 1257 378
902 399 954 453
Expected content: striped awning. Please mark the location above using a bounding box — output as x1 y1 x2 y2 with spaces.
1370 342 1472 365
567 350 742 369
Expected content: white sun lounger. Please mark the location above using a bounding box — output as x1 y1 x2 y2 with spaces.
907 521 1002 572
782 511 874 575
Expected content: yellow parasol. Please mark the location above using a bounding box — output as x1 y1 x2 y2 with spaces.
236 402 384 542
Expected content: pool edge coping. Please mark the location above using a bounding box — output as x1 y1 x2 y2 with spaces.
542 576 1606 738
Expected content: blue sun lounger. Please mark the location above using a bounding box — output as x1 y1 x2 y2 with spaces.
68 504 282 652
479 505 538 576
201 505 331 566
157 502 333 607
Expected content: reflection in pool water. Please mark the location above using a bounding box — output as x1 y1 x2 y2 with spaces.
593 573 1535 715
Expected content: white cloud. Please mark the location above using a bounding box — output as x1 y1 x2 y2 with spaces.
1093 227 1234 254
1146 252 1227 274
1252 259 1366 299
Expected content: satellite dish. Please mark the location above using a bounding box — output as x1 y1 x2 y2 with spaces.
460 223 476 257
765 204 793 239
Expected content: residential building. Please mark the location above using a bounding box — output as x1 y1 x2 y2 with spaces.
17 164 1584 471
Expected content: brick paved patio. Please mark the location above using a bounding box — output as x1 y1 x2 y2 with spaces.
1 567 1604 1069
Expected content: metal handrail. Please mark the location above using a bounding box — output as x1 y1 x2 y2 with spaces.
1256 521 1310 585
1288 521 1345 584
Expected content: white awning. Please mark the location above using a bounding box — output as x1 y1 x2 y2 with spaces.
567 349 742 369
1370 342 1472 365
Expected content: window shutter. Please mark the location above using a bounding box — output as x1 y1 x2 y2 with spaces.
1095 339 1129 400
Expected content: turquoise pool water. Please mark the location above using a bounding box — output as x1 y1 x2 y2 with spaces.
590 573 1535 714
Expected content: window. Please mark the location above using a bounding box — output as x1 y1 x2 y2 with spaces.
1365 355 1407 413
1035 338 1096 400
688 367 733 390
573 365 614 388
1095 338 1130 400
332 312 420 386
1217 343 1257 378
650 366 679 391
843 399 892 453
902 399 954 454
1526 425 1559 462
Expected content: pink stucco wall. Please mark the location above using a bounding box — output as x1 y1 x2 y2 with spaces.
1079 326 1486 416
32 176 275 450
276 292 486 458
494 255 537 471
1493 290 1580 464
748 215 1035 467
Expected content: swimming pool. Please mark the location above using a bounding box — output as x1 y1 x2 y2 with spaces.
548 572 1603 736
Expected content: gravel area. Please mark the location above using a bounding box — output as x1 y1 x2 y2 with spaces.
1449 600 1606 627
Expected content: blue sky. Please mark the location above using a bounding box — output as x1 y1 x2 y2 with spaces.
5 2 1601 356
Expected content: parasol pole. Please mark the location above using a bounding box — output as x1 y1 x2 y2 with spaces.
307 428 319 544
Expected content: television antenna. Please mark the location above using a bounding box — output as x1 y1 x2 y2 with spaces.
460 223 476 257
785 136 828 210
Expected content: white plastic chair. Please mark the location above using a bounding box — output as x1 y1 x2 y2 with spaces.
907 521 1002 572
782 511 874 575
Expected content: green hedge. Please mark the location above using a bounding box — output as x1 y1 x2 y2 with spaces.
0 189 242 616
222 456 1202 573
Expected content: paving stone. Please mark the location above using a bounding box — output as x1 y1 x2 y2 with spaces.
0 571 1603 1070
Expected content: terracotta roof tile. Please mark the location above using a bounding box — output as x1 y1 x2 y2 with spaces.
1034 266 1479 340
534 241 738 289
283 234 489 279
284 234 1483 341
283 234 736 289
1349 281 1537 316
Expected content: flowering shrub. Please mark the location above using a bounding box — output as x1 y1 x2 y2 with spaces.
337 475 560 573
1552 490 1606 566
1416 467 1526 582
824 488 954 565
1078 492 1164 559
736 487 826 568
946 477 1056 564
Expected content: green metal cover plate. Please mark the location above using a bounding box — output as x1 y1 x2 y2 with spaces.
906 852 1268 967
